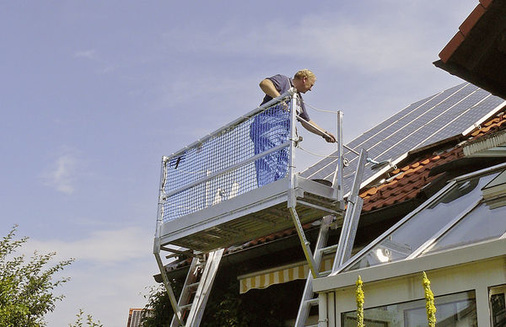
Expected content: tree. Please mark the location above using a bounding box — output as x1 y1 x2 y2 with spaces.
141 285 177 327
0 225 74 326
68 309 103 327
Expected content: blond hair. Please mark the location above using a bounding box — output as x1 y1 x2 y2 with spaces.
294 69 316 81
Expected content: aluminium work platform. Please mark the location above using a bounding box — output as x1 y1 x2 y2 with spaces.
153 89 368 327
154 89 347 255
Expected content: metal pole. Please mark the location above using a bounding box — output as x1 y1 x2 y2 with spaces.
288 88 298 200
154 252 184 326
318 293 328 327
332 111 344 208
333 149 367 272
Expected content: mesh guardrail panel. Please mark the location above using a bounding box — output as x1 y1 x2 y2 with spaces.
160 99 294 222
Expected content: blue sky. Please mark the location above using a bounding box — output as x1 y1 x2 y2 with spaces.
1 1 478 325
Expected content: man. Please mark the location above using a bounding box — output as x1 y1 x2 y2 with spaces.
250 69 336 187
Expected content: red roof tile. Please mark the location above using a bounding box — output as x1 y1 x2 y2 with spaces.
439 1 492 63
471 113 506 137
480 0 493 9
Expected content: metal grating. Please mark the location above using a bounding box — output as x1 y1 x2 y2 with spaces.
160 99 293 223
301 83 506 193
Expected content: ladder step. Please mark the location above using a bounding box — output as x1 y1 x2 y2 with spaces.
180 303 193 311
185 282 200 290
304 298 319 307
319 244 337 254
319 270 331 277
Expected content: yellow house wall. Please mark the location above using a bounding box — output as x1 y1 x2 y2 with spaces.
314 239 506 327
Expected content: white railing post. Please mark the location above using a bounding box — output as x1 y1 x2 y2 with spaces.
288 88 298 200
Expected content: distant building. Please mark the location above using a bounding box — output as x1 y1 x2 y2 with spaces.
127 308 151 327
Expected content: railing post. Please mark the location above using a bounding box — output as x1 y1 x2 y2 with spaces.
287 89 319 278
288 88 298 202
332 111 344 210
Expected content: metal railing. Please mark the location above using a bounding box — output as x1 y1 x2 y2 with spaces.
157 89 299 223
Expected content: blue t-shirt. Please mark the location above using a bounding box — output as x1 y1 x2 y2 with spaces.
260 74 310 122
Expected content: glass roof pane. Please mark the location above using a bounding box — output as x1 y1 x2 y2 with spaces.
344 171 498 272
421 201 506 255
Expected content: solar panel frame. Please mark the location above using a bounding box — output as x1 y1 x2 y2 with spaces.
300 83 506 194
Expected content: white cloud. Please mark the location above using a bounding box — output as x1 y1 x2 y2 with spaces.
160 1 475 78
40 149 81 194
165 14 421 73
28 226 153 265
74 49 98 60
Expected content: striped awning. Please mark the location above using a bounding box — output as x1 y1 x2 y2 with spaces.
238 257 334 294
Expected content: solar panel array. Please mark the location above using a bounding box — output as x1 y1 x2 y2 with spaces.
300 83 506 193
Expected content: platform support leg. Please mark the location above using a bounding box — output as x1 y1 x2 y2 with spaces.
288 206 319 279
154 249 184 326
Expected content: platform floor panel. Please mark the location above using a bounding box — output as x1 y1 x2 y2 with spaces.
158 176 343 252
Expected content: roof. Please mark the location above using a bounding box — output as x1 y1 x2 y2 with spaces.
359 149 463 211
361 110 506 212
434 0 506 99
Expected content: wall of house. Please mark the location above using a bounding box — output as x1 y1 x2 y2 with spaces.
315 242 506 326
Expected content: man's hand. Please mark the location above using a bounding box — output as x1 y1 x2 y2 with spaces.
323 132 336 143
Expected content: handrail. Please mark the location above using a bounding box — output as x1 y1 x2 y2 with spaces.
166 90 295 160
161 141 291 200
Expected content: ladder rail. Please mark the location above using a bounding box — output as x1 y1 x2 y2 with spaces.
169 256 202 327
333 149 368 271
295 216 334 327
185 249 224 326
296 148 368 326
166 248 224 327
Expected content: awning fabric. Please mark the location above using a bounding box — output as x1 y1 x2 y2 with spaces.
238 257 333 294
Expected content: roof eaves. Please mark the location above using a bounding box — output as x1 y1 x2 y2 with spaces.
439 1 491 63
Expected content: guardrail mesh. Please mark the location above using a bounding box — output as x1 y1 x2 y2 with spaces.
160 98 294 222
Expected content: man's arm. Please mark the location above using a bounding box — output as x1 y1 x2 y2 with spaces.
299 117 337 143
259 79 281 98
260 77 336 143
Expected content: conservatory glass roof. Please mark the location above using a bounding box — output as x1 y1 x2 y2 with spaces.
339 162 506 273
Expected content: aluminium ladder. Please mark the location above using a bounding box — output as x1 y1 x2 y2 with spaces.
295 149 368 327
155 248 224 327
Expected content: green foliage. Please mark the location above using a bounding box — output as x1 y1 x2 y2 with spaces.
201 279 286 327
142 271 297 327
141 285 175 327
0 225 74 327
68 309 103 327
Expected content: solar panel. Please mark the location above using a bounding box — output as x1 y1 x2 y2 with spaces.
300 83 506 193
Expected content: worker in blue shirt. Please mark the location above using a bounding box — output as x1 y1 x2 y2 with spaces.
250 69 336 187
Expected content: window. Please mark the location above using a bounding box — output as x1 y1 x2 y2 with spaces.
345 172 498 271
422 201 506 254
490 285 506 327
342 291 477 327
